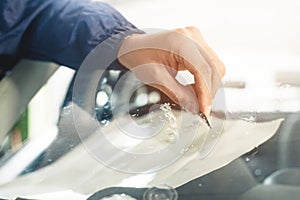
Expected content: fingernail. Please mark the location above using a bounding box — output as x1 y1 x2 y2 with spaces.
199 112 211 129
204 105 211 117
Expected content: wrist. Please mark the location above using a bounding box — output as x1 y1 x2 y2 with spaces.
118 33 144 69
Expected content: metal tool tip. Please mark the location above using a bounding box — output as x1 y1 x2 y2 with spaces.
199 113 211 129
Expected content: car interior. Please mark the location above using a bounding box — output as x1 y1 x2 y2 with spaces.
0 60 299 199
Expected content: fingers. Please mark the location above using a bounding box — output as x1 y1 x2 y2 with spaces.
118 27 226 117
176 26 226 78
179 54 214 116
173 27 225 115
131 64 199 114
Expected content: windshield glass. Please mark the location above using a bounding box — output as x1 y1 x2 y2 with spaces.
0 0 300 200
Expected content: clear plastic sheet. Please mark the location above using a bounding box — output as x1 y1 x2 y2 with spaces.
0 103 283 199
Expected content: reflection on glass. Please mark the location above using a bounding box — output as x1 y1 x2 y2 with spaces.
100 193 137 200
143 185 178 200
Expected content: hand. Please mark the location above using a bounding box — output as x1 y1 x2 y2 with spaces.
118 26 225 116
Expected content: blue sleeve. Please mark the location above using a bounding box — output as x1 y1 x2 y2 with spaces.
0 0 142 70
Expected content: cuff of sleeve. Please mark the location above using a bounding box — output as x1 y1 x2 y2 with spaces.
78 27 144 74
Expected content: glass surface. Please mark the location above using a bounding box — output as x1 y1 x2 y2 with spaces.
0 62 300 200
1 65 300 200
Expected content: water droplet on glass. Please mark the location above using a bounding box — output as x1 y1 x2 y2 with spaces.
148 145 155 150
181 147 189 154
277 82 291 89
192 119 200 126
244 147 258 162
165 132 176 143
183 125 191 132
254 169 262 176
239 114 257 123
158 116 164 122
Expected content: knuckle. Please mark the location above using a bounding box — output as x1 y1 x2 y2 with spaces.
210 57 226 78
217 61 226 77
167 30 183 43
204 64 212 77
167 32 190 52
173 28 193 42
185 26 199 33
176 27 190 35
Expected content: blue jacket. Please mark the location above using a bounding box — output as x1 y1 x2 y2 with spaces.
0 0 140 76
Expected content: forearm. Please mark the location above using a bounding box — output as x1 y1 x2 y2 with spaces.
0 0 143 70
